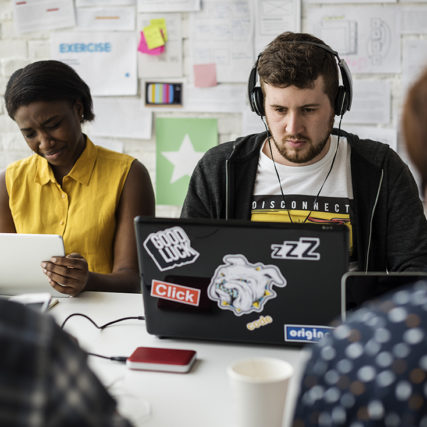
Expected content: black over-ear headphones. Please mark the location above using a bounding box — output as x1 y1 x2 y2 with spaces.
248 41 353 117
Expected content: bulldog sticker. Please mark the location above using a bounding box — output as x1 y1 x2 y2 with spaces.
207 254 287 316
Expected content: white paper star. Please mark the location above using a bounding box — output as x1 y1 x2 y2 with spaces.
161 134 205 184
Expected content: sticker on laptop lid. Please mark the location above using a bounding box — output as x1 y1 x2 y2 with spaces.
143 226 199 271
151 279 200 306
208 254 286 317
271 237 320 261
247 315 273 331
284 324 333 343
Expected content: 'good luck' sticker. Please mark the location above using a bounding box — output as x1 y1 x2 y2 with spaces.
143 226 199 271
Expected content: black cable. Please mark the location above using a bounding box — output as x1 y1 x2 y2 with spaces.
60 313 145 363
86 352 128 363
60 313 145 330
262 115 343 224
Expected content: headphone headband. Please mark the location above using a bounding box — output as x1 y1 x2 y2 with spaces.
248 40 353 117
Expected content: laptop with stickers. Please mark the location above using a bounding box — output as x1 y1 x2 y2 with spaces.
135 217 349 347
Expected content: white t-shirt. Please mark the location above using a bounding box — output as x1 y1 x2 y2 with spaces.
251 134 355 254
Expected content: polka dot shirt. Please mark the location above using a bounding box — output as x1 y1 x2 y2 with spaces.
292 280 427 427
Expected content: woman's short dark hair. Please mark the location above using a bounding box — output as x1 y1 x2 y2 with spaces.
257 32 339 111
5 60 95 122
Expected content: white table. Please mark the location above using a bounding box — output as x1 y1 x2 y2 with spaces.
50 292 306 427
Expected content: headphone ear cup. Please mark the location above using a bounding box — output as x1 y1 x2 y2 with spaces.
252 87 265 116
334 85 347 116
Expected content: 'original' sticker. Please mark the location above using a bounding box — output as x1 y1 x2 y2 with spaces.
208 254 286 316
284 324 333 343
151 280 200 306
143 226 199 271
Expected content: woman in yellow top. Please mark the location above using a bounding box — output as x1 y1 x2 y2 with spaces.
0 60 155 296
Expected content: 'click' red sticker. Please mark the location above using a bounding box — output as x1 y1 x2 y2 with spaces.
151 280 200 306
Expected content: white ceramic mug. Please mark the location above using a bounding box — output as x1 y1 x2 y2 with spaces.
227 357 294 427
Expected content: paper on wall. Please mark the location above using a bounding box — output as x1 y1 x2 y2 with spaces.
13 0 75 34
343 126 397 152
137 0 200 12
76 7 135 31
137 13 182 78
254 0 301 55
402 39 427 94
76 0 135 5
88 97 152 140
183 84 246 113
189 0 254 83
306 5 400 74
51 31 137 96
401 6 427 34
342 80 391 125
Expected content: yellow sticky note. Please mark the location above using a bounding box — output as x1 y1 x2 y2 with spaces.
143 24 165 49
150 18 167 41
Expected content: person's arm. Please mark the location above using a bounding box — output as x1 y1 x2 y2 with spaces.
43 160 155 295
0 170 17 233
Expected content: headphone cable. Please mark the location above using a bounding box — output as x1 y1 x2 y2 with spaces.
263 116 342 224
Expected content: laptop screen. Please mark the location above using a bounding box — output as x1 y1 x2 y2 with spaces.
341 271 427 321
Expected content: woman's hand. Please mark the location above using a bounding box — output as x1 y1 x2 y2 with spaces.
41 253 89 297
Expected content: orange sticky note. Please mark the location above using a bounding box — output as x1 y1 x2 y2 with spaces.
193 63 217 88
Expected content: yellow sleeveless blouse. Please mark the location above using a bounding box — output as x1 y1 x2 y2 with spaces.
6 138 135 274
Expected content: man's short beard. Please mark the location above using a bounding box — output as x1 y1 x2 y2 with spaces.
269 114 335 164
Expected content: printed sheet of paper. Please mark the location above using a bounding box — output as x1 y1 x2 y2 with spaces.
190 0 254 83
156 118 217 206
254 0 301 55
137 0 200 12
51 31 137 96
402 39 427 93
306 5 400 74
242 108 266 136
77 0 135 5
306 0 395 3
401 6 427 34
344 126 397 152
13 0 75 34
137 13 182 78
93 138 124 153
76 7 135 31
342 80 391 125
88 97 152 140
183 84 246 113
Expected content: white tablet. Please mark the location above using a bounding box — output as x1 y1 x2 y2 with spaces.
0 233 66 297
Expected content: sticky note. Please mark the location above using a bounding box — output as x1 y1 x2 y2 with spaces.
193 63 217 88
143 24 165 50
150 18 167 41
138 31 165 56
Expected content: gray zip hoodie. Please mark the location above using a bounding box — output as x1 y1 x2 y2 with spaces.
182 129 427 272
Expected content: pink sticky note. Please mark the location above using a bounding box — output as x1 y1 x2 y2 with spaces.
138 31 165 56
193 63 217 88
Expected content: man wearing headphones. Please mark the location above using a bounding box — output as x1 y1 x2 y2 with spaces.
181 31 427 272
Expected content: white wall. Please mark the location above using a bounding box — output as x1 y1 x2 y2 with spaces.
1 0 426 217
